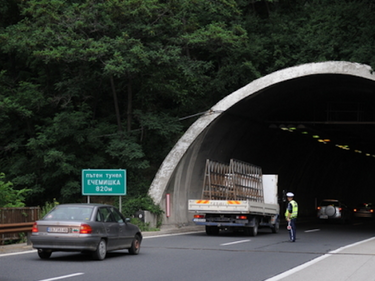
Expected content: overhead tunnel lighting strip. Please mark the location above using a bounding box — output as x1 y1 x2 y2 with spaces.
272 124 375 158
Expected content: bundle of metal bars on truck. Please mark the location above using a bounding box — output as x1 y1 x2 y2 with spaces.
202 159 264 202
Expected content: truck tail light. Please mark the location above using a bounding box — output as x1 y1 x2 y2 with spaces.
317 207 321 210
194 214 205 219
353 208 357 212
80 224 93 234
236 215 247 220
32 222 38 233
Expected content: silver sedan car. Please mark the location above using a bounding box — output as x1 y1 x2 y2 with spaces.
30 203 142 260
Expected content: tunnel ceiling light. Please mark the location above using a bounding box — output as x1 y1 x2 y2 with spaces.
337 144 349 148
279 124 288 131
272 124 375 159
335 144 350 150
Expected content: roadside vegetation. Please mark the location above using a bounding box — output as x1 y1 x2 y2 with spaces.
1 0 375 212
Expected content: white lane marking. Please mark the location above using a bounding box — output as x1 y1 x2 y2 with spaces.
304 229 320 233
221 240 250 246
264 236 375 281
143 231 205 239
38 273 84 281
0 250 36 257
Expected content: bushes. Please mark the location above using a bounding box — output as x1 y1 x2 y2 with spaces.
0 173 30 207
118 195 164 229
39 199 59 218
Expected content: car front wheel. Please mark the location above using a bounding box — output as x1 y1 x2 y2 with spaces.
128 234 141 255
92 239 107 260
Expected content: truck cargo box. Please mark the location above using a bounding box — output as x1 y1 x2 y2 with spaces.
188 199 279 215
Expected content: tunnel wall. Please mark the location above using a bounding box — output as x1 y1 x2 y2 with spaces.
148 61 375 227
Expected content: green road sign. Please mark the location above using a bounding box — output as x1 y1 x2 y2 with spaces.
82 169 126 195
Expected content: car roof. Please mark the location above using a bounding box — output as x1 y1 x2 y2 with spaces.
55 203 114 207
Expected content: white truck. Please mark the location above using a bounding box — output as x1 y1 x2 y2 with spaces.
188 159 279 236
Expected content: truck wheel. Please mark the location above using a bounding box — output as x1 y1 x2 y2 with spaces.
205 226 219 235
246 219 258 236
253 219 259 236
271 220 280 233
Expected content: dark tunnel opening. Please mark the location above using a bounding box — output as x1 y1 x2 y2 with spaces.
149 62 375 227
203 74 375 217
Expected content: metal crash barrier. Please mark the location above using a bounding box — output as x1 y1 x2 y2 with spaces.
0 207 40 245
0 222 34 245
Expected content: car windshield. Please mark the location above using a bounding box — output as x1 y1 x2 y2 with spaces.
356 203 373 209
44 205 94 221
321 201 340 207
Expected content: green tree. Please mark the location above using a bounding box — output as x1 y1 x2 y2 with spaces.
1 0 375 207
0 173 30 207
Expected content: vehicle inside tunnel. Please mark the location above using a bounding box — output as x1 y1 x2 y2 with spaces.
149 62 375 226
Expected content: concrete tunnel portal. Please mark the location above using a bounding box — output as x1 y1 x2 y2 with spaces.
148 61 375 228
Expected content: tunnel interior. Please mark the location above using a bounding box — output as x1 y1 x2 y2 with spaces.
163 72 375 222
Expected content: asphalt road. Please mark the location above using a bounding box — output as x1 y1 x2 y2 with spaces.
1 219 375 281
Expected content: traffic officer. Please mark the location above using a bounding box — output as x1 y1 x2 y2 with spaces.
285 192 298 242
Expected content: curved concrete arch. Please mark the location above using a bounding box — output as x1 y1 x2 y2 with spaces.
148 61 375 227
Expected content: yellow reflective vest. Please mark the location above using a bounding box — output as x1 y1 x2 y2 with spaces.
285 200 298 219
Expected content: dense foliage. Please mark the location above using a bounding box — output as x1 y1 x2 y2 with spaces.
0 173 30 207
1 0 375 207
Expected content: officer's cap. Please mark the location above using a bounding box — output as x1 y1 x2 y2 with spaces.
286 192 294 197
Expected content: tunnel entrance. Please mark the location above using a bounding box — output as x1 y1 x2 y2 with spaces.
149 61 375 227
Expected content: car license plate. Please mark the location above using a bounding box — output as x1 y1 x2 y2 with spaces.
319 215 328 219
47 227 69 233
193 218 206 222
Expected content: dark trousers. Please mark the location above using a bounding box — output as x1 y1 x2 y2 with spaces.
289 218 296 242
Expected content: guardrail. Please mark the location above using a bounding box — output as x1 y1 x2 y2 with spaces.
0 207 40 245
0 222 34 245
